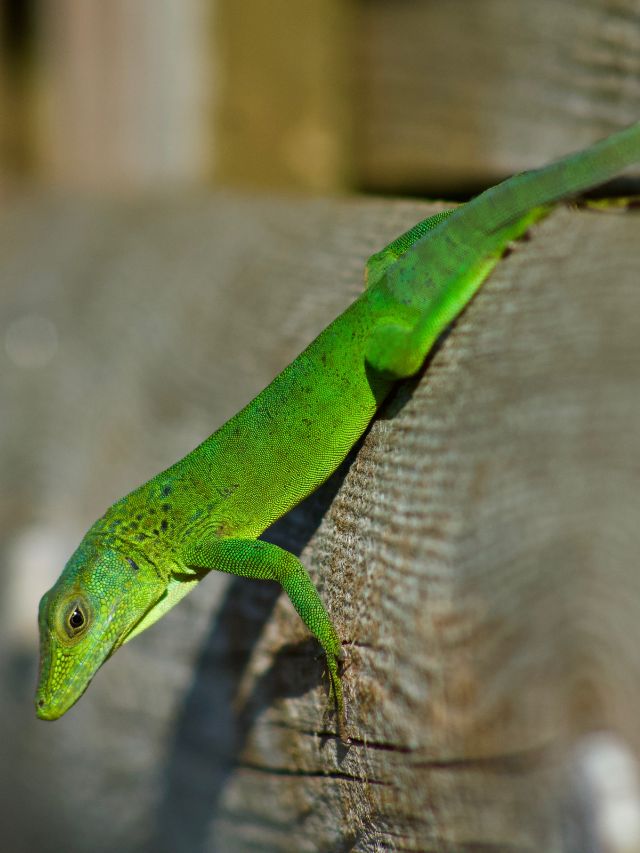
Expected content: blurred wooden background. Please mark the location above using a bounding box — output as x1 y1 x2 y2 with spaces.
1 2 640 852
0 0 638 194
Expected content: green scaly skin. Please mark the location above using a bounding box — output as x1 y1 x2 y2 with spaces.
36 122 640 737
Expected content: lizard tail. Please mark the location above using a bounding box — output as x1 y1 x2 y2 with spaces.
385 121 640 299
365 122 640 379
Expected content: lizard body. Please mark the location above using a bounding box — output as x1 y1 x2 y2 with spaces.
36 122 640 733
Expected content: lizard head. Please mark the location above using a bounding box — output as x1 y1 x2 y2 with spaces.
35 537 166 720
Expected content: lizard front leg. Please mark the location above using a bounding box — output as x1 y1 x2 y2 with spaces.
181 537 345 738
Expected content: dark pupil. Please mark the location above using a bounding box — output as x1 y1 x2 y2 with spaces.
69 607 84 629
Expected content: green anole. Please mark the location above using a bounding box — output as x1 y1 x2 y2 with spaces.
36 122 640 736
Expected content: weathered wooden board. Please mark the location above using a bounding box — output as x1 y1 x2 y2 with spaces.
357 0 640 192
0 193 639 852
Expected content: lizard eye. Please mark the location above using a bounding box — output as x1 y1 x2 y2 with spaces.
65 602 88 637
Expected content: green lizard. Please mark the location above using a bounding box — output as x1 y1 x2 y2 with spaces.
36 122 640 735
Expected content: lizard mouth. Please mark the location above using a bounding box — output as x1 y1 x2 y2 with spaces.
35 672 95 720
35 692 80 721
35 631 113 720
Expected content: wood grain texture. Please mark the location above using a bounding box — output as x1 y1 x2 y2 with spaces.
0 194 639 852
357 0 640 192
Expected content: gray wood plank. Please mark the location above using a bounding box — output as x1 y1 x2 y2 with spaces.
0 193 638 851
357 0 640 192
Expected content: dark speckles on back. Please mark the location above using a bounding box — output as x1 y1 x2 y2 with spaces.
92 488 182 559
115 500 171 544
